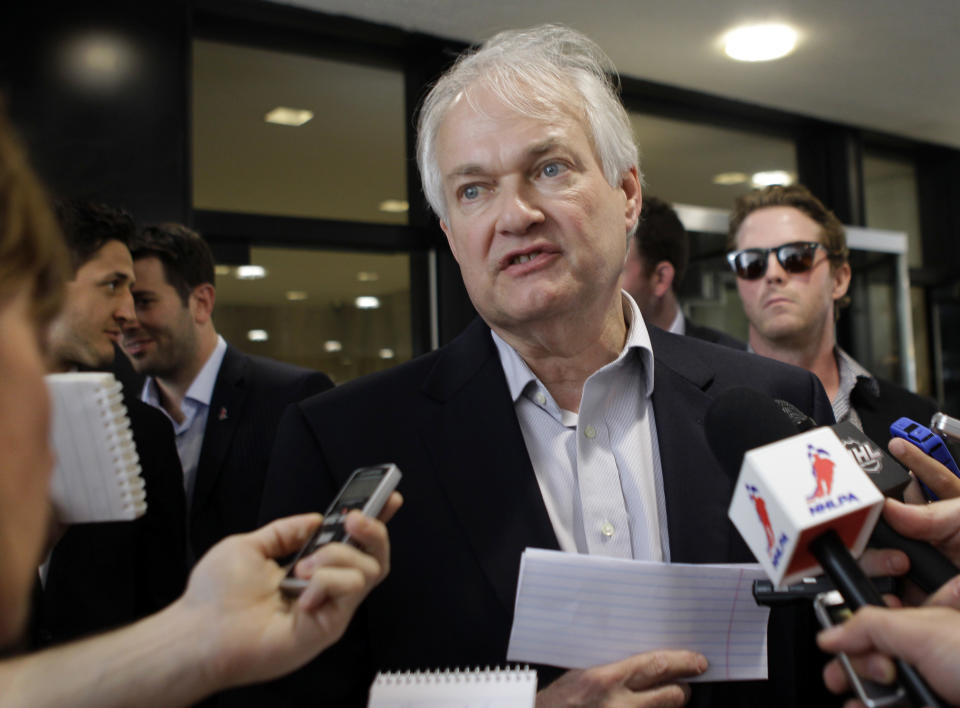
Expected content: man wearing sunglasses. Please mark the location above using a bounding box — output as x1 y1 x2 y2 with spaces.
726 183 936 448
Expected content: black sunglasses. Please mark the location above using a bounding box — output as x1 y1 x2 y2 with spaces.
725 241 832 280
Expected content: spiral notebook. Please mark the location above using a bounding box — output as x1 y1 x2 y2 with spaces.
368 667 536 707
46 372 147 523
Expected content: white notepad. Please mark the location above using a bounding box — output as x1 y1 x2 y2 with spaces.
46 372 147 523
368 667 537 707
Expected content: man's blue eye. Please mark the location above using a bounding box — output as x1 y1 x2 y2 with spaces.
542 163 562 177
462 185 480 200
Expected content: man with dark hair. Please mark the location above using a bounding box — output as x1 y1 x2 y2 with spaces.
120 223 333 561
37 200 187 646
622 196 744 348
727 184 936 450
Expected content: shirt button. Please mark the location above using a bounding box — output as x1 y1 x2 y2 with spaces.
584 425 597 439
535 392 546 405
601 522 615 537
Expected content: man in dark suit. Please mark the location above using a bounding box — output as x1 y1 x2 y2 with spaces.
246 25 846 708
118 223 333 561
36 201 187 646
622 195 745 349
726 184 937 453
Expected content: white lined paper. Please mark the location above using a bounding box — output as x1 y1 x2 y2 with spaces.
506 549 769 682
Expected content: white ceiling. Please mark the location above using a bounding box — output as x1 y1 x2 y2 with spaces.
274 0 960 150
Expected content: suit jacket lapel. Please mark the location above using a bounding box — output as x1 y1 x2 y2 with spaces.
649 329 741 563
419 319 560 614
192 346 249 519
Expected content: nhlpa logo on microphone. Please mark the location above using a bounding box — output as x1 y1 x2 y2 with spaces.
747 484 788 568
728 427 884 587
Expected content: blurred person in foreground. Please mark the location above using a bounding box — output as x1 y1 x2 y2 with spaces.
621 195 744 348
0 101 399 707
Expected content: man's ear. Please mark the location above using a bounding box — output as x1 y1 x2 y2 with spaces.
652 261 675 298
439 220 460 263
621 167 642 234
189 283 216 325
832 261 852 301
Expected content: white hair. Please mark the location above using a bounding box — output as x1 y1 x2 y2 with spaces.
416 24 641 227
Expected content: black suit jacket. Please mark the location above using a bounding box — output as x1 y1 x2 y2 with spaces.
685 319 747 351
238 319 833 706
188 345 333 561
851 376 938 451
33 396 187 646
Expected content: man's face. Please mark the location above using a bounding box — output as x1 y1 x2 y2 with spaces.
0 288 54 645
435 86 640 333
734 206 850 348
48 239 135 369
621 240 655 314
120 256 197 378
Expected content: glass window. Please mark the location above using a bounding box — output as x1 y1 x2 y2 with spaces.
863 152 930 394
214 246 411 383
192 40 407 225
628 113 796 209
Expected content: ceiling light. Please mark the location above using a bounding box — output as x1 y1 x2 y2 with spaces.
751 170 793 187
264 107 314 127
246 329 269 342
214 264 232 276
285 290 308 301
712 172 749 186
356 271 380 282
378 348 395 360
235 265 267 280
378 199 409 213
355 296 380 310
723 23 798 62
323 340 343 353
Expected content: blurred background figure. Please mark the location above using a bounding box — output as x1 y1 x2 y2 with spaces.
622 196 744 348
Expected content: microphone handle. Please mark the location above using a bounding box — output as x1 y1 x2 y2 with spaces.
868 518 960 594
811 530 943 708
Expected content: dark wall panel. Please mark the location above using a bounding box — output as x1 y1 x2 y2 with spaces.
1 1 190 224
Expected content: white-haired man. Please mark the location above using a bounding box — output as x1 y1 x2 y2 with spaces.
255 25 837 708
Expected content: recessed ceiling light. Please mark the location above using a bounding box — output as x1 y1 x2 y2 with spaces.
264 107 314 127
235 265 267 280
378 348 395 360
356 271 380 282
214 264 232 276
355 296 380 310
247 329 269 342
323 340 343 353
724 23 798 62
712 172 749 186
285 290 308 301
378 199 409 213
751 170 793 187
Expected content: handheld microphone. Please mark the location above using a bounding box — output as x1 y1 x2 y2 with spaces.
776 400 960 594
709 388 884 589
707 388 943 708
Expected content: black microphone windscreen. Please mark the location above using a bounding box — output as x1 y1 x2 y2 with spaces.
704 387 799 482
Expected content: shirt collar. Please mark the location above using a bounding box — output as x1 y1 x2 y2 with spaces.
835 346 879 398
491 290 655 404
142 334 228 407
667 308 685 336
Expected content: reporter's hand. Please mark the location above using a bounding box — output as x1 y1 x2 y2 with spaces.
173 492 401 691
881 496 960 568
818 604 960 706
535 650 707 707
889 437 960 504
